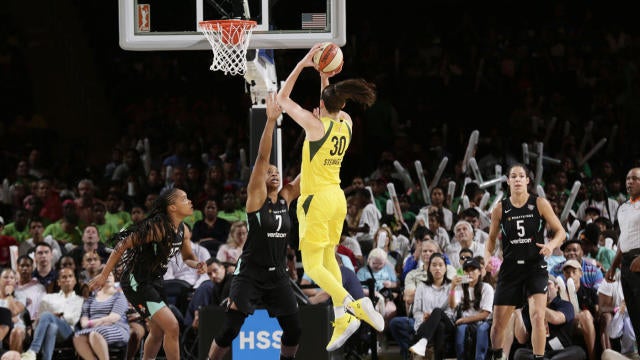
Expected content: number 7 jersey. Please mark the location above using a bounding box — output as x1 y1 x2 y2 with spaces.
240 195 291 269
300 116 351 194
500 194 546 262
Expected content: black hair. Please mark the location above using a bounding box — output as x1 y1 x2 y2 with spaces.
17 254 33 265
413 226 434 241
459 247 473 256
354 188 372 203
424 252 450 286
28 217 45 227
507 163 531 177
130 203 146 211
34 242 53 251
206 257 222 266
460 207 480 219
321 79 376 113
428 208 445 226
56 255 78 270
111 188 183 279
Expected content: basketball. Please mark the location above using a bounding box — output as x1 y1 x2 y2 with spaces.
313 42 343 73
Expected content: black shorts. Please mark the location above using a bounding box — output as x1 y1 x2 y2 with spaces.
493 258 548 307
0 307 12 328
230 265 298 318
121 275 167 319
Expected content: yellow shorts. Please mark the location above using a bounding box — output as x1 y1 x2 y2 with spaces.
297 186 346 248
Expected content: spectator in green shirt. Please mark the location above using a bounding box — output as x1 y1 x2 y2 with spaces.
43 200 82 248
217 191 247 223
0 209 30 243
91 202 118 246
104 192 131 231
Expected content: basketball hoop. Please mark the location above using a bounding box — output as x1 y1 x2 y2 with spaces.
199 20 257 76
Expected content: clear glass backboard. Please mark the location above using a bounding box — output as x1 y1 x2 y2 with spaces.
118 0 346 50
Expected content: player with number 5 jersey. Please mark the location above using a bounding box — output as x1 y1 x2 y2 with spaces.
277 43 384 352
484 164 566 360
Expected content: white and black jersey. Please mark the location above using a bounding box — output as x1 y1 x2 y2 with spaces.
239 195 291 270
500 194 546 263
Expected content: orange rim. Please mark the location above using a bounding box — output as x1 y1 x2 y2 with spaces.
199 20 257 45
199 19 257 31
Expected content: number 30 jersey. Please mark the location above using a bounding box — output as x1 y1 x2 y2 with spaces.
300 116 351 194
240 195 291 269
500 194 546 262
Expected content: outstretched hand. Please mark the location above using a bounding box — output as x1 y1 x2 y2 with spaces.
301 43 324 68
320 61 343 78
266 92 282 120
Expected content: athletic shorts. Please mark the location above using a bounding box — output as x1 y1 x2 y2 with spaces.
298 186 346 248
121 275 167 319
493 258 548 307
0 307 12 328
229 265 299 318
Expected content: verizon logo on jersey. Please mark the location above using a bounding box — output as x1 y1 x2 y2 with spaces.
510 238 533 244
267 232 287 238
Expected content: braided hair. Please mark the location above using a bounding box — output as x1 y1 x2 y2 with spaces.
112 188 182 280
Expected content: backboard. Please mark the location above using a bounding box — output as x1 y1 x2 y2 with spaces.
119 0 346 50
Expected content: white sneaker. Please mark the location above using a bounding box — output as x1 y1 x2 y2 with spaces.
326 313 361 352
409 338 428 357
347 297 385 332
21 350 36 360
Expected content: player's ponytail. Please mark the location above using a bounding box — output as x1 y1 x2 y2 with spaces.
322 79 376 113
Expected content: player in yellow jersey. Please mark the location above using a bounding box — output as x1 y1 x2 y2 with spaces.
277 43 384 351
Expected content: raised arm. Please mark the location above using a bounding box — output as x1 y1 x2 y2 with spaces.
246 92 281 213
276 43 326 140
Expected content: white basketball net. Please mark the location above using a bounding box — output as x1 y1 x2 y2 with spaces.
199 20 257 76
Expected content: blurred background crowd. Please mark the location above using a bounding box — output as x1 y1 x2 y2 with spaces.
0 1 639 359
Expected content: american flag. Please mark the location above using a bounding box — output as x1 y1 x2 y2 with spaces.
301 13 327 29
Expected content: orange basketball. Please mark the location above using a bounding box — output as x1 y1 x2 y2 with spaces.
313 42 343 73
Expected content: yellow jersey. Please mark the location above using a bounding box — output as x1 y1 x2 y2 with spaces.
300 116 352 194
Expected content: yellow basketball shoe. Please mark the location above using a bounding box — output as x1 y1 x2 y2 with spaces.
347 297 385 331
326 313 361 352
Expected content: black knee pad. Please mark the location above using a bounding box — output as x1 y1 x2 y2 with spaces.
215 309 247 347
277 313 302 346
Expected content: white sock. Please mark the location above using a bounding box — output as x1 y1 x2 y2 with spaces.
334 306 345 318
342 295 354 308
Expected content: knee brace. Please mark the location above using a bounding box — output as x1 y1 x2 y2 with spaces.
277 313 302 347
215 309 246 347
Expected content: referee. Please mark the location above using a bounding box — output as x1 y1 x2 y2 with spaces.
606 167 640 349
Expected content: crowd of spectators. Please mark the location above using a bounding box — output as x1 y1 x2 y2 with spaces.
0 1 640 359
